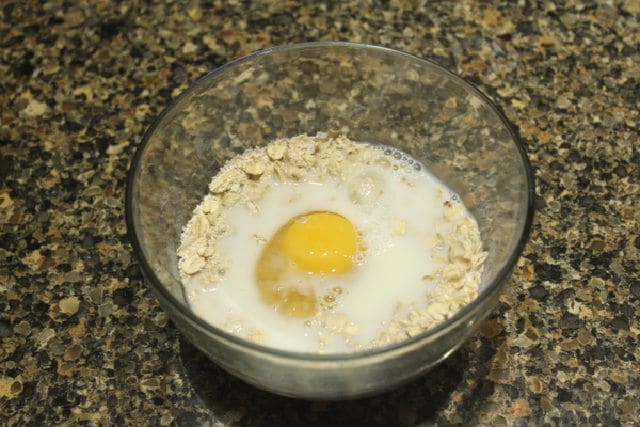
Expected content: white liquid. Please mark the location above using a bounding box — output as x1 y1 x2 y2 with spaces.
184 152 472 353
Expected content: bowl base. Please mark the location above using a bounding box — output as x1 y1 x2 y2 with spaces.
177 337 475 425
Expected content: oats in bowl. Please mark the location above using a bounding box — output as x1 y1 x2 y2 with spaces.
126 42 534 398
177 132 486 353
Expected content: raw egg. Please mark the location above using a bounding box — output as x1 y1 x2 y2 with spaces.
256 211 358 317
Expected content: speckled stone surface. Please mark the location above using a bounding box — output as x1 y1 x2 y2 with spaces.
1 0 638 425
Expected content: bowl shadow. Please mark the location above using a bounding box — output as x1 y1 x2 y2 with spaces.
176 335 496 427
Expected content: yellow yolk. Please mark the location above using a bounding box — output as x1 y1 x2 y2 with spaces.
281 211 358 274
255 211 358 317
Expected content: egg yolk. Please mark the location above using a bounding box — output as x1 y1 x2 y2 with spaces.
282 211 357 274
255 211 358 318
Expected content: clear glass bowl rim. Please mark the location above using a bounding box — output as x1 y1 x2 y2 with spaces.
125 41 535 362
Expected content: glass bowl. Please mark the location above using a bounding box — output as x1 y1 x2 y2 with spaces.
125 42 534 399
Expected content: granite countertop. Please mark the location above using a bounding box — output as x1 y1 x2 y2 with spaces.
1 0 639 425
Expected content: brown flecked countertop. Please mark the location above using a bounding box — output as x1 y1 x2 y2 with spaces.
1 1 639 425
